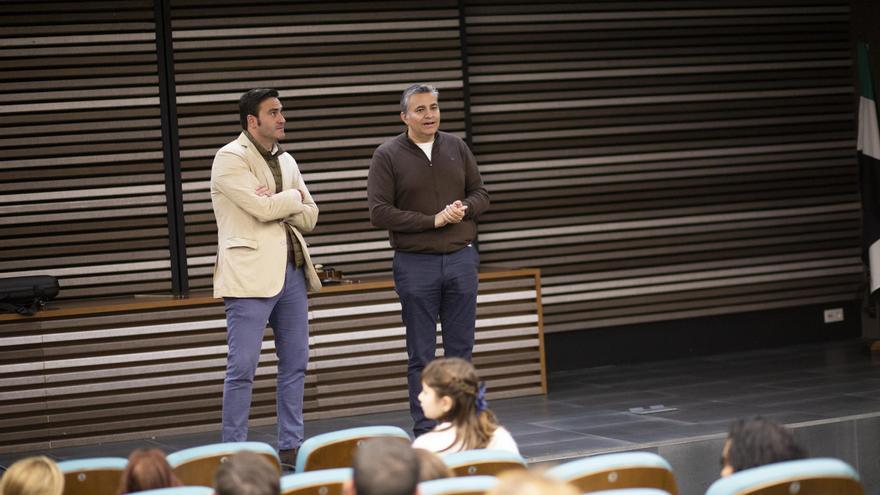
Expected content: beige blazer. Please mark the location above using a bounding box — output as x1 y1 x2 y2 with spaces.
211 132 322 298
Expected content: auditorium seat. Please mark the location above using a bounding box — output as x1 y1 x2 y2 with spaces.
294 425 410 472
442 449 527 476
281 467 352 495
705 458 863 495
546 451 678 495
419 475 499 495
129 487 214 495
166 441 281 487
584 488 671 495
58 457 128 495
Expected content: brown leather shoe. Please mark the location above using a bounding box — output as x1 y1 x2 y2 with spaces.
279 448 298 471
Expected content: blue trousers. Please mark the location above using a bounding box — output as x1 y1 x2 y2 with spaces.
393 246 479 436
222 262 309 450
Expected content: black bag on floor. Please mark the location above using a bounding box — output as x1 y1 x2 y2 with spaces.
0 276 60 316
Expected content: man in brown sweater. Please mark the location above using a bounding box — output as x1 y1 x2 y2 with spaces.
367 84 490 436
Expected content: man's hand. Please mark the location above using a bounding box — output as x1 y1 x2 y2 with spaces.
434 201 468 228
434 209 450 228
446 200 467 223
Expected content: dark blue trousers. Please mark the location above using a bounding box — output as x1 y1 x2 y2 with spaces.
393 245 479 436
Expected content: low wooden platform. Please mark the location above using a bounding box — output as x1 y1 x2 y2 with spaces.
0 267 545 453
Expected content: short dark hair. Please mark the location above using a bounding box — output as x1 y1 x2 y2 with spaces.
726 417 807 472
214 451 280 495
353 438 419 495
400 84 438 114
239 88 279 130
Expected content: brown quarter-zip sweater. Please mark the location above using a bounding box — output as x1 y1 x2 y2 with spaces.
367 131 490 253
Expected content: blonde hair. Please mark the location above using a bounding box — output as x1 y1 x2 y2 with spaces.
486 470 579 495
0 456 64 495
421 357 497 451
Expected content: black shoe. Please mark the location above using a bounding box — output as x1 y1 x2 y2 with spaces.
279 448 298 472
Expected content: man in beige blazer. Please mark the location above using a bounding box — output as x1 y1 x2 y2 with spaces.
211 88 321 468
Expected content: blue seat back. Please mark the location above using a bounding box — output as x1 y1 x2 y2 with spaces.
442 449 526 476
705 458 862 495
420 475 499 495
166 441 281 487
294 426 410 472
588 489 671 495
281 467 352 495
58 457 128 495
546 451 678 495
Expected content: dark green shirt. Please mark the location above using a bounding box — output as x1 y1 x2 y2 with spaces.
245 131 304 268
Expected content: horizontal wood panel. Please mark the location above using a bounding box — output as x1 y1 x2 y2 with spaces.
169 0 467 292
0 1 172 299
0 0 867 459
0 269 544 453
0 0 861 322
463 0 860 330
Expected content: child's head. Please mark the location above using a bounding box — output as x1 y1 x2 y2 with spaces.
487 470 579 495
419 357 481 422
414 448 453 482
0 456 64 495
419 357 498 451
721 417 806 477
116 448 181 494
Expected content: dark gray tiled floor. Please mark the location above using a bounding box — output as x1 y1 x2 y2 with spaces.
3 339 879 469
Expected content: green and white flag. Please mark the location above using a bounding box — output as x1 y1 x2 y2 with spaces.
858 42 880 295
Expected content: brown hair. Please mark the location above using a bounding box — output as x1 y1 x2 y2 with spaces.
0 456 64 495
115 449 181 495
421 357 498 451
414 448 452 482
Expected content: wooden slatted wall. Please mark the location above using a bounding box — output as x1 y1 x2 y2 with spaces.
0 1 172 299
307 270 544 420
463 0 862 333
0 0 863 330
169 0 467 290
0 270 543 452
0 0 865 453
